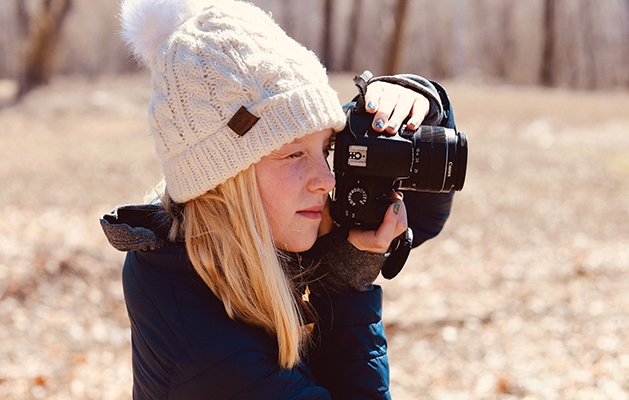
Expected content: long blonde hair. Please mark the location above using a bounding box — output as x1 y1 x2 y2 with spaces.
160 165 306 368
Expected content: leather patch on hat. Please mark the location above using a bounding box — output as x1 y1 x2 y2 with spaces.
228 106 260 136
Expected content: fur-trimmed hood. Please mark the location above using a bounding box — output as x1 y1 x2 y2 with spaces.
100 204 174 252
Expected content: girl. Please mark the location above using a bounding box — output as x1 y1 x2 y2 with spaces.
102 0 456 398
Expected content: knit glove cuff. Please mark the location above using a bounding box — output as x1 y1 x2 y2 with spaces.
301 229 386 294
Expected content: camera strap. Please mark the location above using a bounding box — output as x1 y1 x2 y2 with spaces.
381 227 413 279
352 70 373 114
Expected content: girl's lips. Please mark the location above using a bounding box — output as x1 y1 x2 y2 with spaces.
297 207 323 219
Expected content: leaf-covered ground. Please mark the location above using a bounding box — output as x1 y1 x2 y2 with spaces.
1 74 628 399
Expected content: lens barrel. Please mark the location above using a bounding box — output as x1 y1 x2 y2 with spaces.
398 126 468 192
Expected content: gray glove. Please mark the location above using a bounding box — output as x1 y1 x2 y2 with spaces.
300 228 386 293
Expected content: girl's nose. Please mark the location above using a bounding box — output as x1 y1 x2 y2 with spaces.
309 156 335 193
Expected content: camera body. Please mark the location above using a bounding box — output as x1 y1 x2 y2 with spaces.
330 103 468 230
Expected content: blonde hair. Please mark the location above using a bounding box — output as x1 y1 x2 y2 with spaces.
160 165 306 368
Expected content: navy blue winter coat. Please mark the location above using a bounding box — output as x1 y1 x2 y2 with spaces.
121 241 389 399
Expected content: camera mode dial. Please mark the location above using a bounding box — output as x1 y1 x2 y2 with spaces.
347 187 368 207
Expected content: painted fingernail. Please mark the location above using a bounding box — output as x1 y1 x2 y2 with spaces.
387 123 399 133
393 203 400 215
374 119 385 130
366 101 377 110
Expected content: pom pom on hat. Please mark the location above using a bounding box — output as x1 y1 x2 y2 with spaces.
120 0 346 203
121 0 206 65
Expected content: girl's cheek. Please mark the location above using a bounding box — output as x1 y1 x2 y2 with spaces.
290 160 308 182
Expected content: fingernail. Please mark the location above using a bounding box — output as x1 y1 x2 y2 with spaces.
366 101 377 110
393 203 400 215
374 119 385 130
387 123 398 133
407 121 417 130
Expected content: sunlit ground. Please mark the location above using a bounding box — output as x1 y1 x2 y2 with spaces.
1 73 628 399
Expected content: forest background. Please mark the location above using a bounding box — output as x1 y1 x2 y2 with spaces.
1 0 629 399
1 0 629 91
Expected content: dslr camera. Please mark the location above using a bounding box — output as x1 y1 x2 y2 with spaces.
330 89 468 230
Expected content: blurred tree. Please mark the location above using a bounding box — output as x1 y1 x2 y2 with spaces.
496 2 516 80
322 0 333 68
16 0 29 39
540 0 556 86
581 0 597 89
627 0 629 88
383 0 410 75
17 0 72 99
1 0 626 90
451 0 467 77
342 0 362 71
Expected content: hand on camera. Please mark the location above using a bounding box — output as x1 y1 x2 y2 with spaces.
318 192 408 255
310 192 408 292
364 81 430 135
347 191 407 254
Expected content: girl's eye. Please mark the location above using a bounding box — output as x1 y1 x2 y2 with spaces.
288 151 304 159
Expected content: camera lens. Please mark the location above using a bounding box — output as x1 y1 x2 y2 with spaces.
398 126 468 192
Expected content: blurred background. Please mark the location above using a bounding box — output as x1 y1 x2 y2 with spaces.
2 0 629 94
0 0 628 399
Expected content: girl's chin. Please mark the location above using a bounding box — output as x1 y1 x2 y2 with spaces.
277 231 319 253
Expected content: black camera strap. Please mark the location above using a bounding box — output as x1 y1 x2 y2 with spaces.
352 70 373 114
381 227 413 279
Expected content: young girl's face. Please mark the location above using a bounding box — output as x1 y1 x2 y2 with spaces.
255 129 335 252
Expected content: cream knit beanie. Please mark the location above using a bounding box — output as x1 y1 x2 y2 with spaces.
121 0 346 203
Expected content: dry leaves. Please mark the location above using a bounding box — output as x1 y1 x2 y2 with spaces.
1 74 628 399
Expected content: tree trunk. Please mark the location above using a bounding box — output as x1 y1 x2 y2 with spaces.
342 0 362 71
540 0 556 86
496 2 515 79
626 0 629 88
581 0 598 89
383 0 410 75
17 0 72 98
281 0 295 36
17 0 30 39
451 0 466 77
322 0 334 69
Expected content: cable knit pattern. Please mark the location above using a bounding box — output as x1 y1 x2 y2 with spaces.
122 0 346 202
